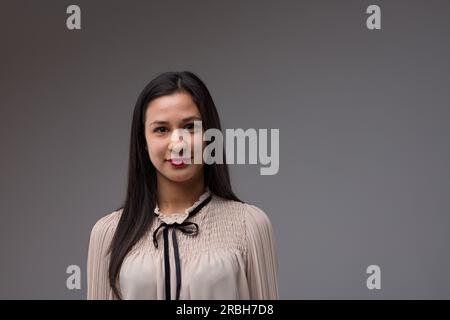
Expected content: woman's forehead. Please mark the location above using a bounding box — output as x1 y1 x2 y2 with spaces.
145 92 201 122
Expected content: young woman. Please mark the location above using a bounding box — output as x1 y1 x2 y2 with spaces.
87 71 278 300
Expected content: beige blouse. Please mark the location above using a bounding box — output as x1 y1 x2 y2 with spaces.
86 189 279 300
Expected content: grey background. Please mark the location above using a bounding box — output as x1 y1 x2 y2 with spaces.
1 0 449 299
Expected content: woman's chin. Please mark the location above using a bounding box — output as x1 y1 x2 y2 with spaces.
161 170 197 183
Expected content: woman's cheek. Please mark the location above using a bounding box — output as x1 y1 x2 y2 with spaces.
147 144 161 164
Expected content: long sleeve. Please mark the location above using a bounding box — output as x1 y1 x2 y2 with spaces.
86 211 120 300
244 204 279 299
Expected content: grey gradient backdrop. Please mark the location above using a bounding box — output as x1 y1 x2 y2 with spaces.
1 0 449 299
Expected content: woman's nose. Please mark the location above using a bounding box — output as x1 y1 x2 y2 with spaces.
169 129 189 155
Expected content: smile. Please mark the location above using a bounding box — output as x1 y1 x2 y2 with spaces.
167 158 190 167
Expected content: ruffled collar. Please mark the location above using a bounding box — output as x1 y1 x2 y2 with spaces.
154 188 211 224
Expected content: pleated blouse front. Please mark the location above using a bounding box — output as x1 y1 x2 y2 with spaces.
87 190 279 300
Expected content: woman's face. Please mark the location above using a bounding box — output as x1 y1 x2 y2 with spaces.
144 91 205 184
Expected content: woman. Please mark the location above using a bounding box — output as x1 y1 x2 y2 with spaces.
86 71 279 300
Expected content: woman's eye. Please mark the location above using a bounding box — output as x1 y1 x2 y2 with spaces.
153 127 167 133
152 123 198 134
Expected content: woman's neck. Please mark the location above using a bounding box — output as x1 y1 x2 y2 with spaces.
156 175 206 215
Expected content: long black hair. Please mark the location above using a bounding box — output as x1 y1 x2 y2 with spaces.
107 71 242 299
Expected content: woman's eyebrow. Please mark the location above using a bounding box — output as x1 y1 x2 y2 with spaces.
149 116 202 126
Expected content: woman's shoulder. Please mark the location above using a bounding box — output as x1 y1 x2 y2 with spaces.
89 208 123 242
212 195 273 228
234 201 275 250
241 203 274 233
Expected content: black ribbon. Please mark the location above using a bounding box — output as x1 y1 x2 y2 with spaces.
152 195 212 300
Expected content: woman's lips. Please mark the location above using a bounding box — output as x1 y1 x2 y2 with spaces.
167 158 190 167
